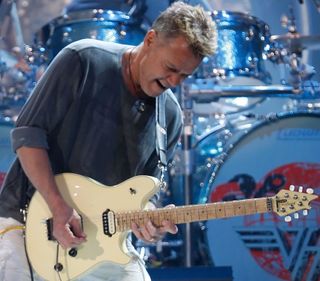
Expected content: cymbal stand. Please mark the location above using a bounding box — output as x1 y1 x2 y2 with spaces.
179 83 194 267
0 0 25 55
268 6 318 92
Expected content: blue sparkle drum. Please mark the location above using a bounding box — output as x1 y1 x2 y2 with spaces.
189 11 272 115
0 117 15 188
34 9 147 61
194 111 320 281
196 11 271 83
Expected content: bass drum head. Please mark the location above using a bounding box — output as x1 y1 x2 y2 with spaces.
196 112 320 280
0 120 15 188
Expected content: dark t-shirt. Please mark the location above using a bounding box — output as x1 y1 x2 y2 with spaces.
0 39 182 222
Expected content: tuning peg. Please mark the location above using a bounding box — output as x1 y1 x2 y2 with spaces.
285 215 292 222
294 213 299 219
302 210 308 216
298 186 303 193
289 185 295 191
306 188 314 194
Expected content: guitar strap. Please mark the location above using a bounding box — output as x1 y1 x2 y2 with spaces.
155 93 167 187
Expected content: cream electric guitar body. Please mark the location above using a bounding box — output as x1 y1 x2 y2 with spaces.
25 173 318 281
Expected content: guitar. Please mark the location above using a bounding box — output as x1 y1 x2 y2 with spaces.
25 173 318 281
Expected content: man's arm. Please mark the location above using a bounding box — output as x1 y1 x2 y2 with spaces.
17 146 86 248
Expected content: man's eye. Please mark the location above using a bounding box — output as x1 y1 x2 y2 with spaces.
167 66 178 72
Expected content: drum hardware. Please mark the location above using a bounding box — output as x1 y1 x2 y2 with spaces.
269 6 319 79
270 33 320 53
183 83 297 103
136 238 184 266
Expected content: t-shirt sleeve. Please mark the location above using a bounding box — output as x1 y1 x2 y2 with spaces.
11 48 83 152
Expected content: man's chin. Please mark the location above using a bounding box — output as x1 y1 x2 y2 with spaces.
143 87 163 98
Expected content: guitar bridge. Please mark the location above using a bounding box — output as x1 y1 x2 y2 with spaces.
46 219 55 241
102 209 116 237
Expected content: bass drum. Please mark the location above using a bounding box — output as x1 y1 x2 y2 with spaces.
34 9 147 61
194 111 320 281
0 118 15 188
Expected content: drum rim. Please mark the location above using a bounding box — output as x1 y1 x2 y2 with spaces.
54 9 133 26
34 9 143 47
210 10 270 33
197 110 320 147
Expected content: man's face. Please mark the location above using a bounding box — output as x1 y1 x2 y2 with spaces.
138 30 202 97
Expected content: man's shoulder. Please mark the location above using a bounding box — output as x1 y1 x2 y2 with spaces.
65 39 130 56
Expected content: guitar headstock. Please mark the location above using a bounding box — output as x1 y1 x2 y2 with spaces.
272 185 318 221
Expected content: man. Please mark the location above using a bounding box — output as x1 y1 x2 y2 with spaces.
0 1 217 280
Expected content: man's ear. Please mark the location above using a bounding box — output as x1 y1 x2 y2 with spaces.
144 29 157 47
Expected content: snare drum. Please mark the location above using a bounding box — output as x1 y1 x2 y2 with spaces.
194 111 320 280
35 9 147 61
0 119 15 188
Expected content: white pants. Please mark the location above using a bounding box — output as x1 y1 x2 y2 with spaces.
0 217 151 281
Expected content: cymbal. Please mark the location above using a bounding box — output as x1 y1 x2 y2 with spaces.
270 33 320 52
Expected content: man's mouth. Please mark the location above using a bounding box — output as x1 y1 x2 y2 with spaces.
156 79 166 90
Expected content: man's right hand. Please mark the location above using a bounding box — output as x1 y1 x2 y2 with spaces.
52 203 87 249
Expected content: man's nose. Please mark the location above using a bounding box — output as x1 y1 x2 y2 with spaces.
167 73 184 87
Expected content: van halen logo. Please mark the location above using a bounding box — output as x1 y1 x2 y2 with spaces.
209 162 320 281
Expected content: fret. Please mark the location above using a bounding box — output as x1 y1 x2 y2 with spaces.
255 198 269 213
151 210 160 226
215 202 226 218
191 207 200 221
122 213 127 230
224 201 235 217
183 206 192 223
164 209 173 222
158 209 165 224
206 204 217 220
232 200 247 216
176 208 185 224
243 200 256 215
115 214 121 231
126 212 132 229
170 208 176 223
198 205 209 221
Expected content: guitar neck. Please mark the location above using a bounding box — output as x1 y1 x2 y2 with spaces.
116 197 272 232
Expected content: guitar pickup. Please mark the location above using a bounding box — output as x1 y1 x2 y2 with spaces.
102 209 116 237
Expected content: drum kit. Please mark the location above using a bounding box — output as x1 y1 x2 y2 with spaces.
0 0 320 274
169 7 320 274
